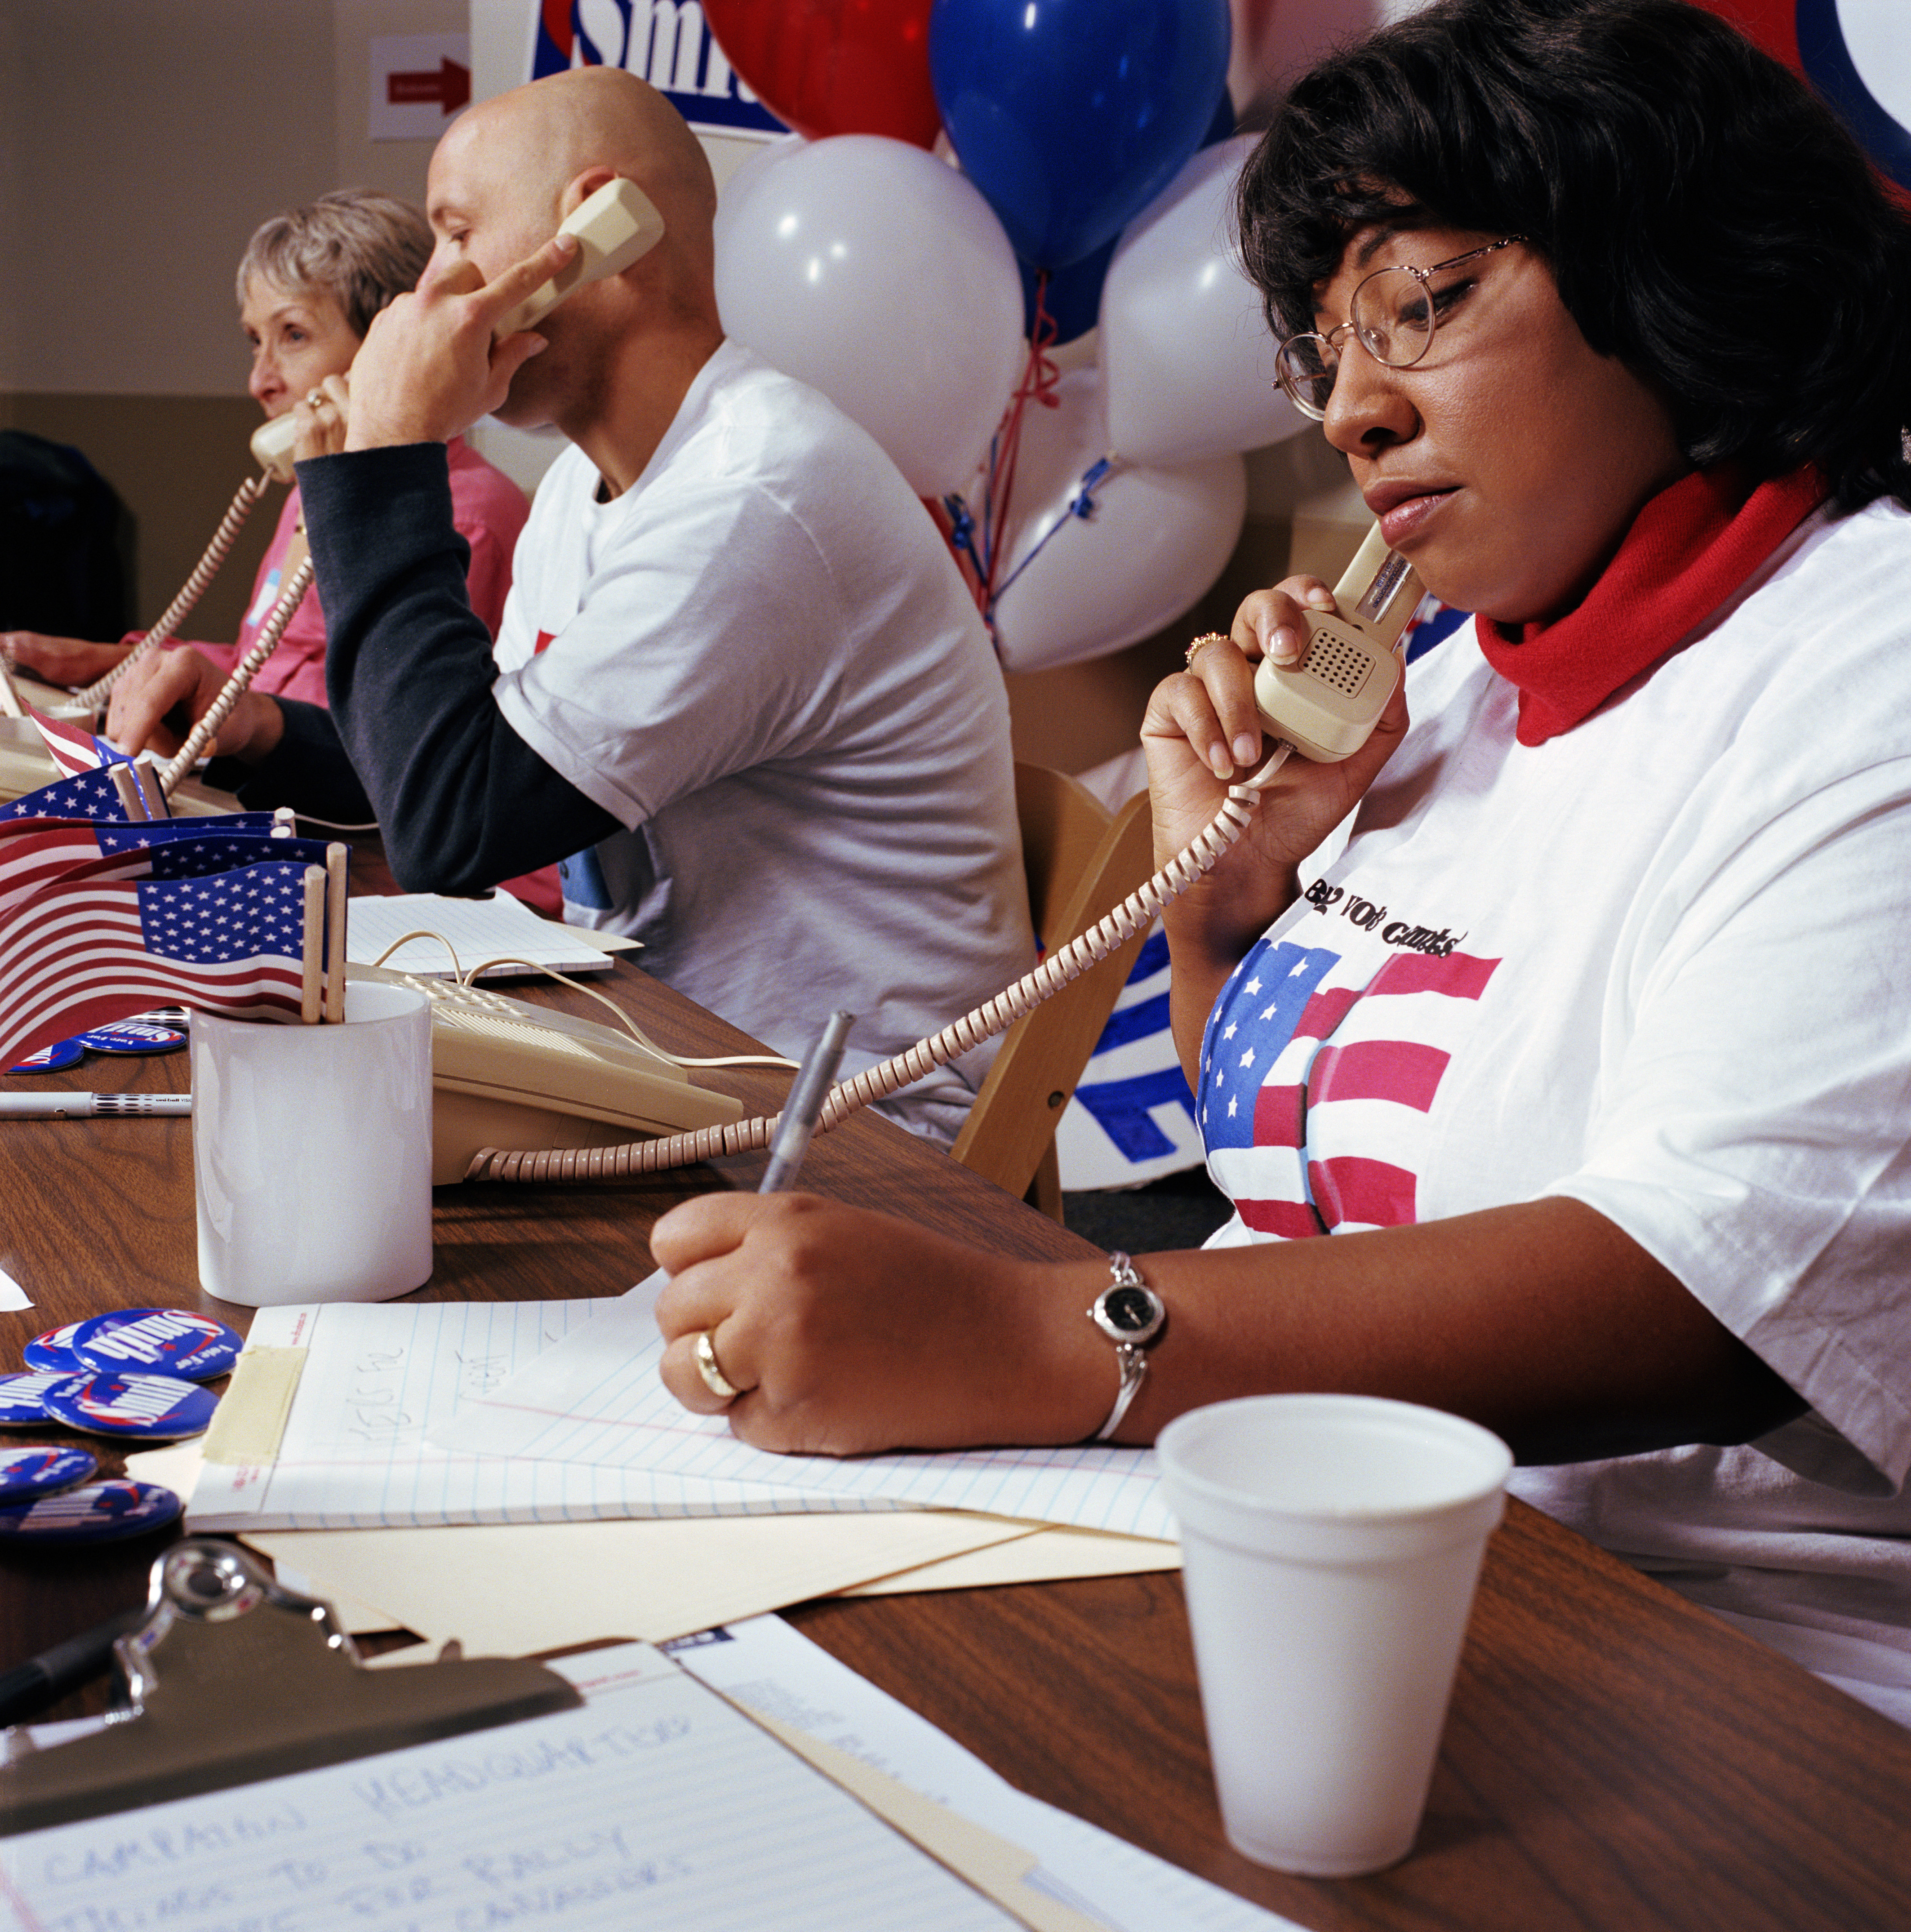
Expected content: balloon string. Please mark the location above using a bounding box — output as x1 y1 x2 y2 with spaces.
979 272 1062 614
987 454 1118 609
936 273 1068 642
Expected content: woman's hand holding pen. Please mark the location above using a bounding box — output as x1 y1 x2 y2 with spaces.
653 1194 1112 1454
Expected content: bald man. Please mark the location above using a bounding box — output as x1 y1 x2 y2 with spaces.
112 71 1032 1141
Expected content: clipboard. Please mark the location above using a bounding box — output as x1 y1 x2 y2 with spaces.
0 1538 579 1837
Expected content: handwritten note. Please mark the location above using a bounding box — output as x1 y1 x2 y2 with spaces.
191 1299 889 1532
432 1285 1175 1541
0 1647 1022 1932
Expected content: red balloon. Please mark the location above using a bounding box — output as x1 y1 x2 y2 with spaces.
704 0 941 148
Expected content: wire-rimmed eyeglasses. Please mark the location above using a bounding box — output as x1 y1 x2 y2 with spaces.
1275 237 1528 421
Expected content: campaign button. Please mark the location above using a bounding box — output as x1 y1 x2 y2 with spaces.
7 1038 85 1074
22 1322 88 1373
41 1372 218 1440
72 1309 242 1381
0 1372 82 1426
74 1019 187 1055
0 1480 182 1544
0 1444 98 1504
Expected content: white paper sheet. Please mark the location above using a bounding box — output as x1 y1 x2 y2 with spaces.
191 1299 895 1531
672 1617 1304 1932
433 1282 1175 1541
344 888 618 979
0 1643 1024 1932
0 1262 32 1311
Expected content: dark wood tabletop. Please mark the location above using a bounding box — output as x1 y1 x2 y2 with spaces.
4 955 1911 1930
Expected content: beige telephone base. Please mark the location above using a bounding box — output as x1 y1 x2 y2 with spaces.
251 178 665 482
1252 524 1423 761
347 961 744 1186
0 715 242 817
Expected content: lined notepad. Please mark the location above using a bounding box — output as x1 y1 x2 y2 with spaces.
190 1299 887 1531
433 1282 1175 1541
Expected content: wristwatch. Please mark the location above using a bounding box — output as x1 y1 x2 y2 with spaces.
1088 1251 1167 1442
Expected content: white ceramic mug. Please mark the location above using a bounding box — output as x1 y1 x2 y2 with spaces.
1157 1393 1511 1877
191 979 433 1306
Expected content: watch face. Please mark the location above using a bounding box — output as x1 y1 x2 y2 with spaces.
1096 1281 1165 1344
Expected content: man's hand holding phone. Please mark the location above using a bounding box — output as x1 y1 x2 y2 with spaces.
337 232 580 452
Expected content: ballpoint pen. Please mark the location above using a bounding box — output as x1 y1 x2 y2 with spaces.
0 1093 191 1118
0 1605 147 1726
758 1011 854 1194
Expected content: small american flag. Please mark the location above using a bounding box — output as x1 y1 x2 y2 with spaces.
0 859 318 1068
0 814 299 918
0 764 133 827
27 706 129 779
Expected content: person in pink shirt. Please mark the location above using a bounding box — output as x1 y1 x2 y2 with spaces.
5 188 547 905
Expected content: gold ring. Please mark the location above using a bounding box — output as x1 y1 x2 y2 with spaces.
1184 631 1229 668
306 388 327 410
693 1328 741 1402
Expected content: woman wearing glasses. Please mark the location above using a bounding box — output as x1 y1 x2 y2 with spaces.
650 0 1911 1720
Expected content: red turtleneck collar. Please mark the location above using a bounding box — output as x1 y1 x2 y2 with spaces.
1474 464 1830 746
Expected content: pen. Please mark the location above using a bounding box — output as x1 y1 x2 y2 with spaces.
759 1011 854 1194
0 1605 147 1726
0 1093 192 1118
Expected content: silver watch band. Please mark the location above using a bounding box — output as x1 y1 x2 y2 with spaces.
1094 1339 1150 1442
1091 1251 1161 1442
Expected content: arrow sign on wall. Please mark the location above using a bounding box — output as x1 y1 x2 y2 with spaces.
388 56 471 114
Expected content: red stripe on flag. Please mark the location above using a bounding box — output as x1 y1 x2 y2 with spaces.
1365 950 1500 1000
1237 1197 1328 1239
1294 985 1360 1042
1252 1082 1305 1148
1308 1156 1418 1230
27 707 107 777
1309 1040 1450 1112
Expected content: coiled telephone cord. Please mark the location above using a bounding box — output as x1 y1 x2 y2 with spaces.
155 556 314 797
75 473 275 711
465 768 1282 1183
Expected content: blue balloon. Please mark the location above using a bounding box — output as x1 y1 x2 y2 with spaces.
1017 85 1231 343
931 0 1233 271
1020 236 1116 344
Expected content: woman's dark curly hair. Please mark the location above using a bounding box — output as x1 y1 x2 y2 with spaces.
1237 0 1911 514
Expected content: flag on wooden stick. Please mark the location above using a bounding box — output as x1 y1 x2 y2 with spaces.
0 859 322 1068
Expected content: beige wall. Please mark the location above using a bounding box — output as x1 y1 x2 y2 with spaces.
1 0 462 637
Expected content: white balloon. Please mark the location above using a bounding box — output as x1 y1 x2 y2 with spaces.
1100 134 1307 466
988 370 1247 673
713 135 1026 497
711 134 803 260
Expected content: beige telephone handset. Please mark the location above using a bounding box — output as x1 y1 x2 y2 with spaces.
1251 524 1423 762
249 177 667 483
346 961 742 1186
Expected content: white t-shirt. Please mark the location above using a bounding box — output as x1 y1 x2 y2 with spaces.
1199 499 1911 1723
492 343 1033 1142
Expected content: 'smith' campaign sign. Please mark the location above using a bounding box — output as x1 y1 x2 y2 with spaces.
530 1 788 140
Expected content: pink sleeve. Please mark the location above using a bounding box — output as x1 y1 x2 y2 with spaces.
447 449 530 640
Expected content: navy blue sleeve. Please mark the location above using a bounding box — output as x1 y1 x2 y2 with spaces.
291 443 618 892
214 698 373 824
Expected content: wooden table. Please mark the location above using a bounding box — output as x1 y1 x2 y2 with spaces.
4 960 1911 1931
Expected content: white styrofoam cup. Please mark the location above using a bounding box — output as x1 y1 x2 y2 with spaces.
1157 1393 1511 1876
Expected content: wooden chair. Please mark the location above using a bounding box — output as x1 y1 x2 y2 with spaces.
950 763 1156 1220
